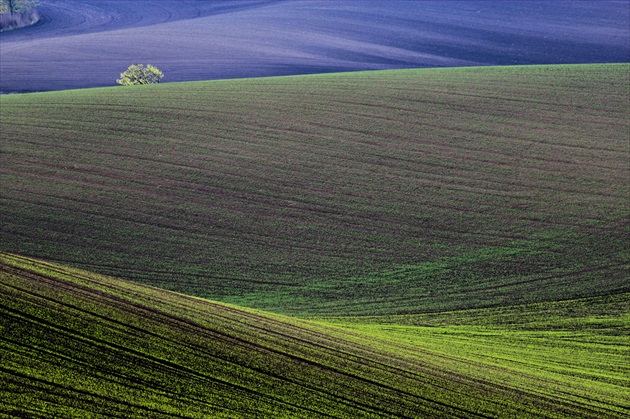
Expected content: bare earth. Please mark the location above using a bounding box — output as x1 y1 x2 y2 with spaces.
1 0 628 93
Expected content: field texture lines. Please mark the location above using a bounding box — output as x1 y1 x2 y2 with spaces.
1 64 629 316
2 253 628 418
1 1 628 93
322 294 630 418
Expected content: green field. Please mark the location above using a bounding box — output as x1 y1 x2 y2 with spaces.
2 64 628 316
2 253 628 418
1 64 629 417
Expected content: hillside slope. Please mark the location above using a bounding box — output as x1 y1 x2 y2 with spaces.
1 64 629 316
1 1 628 92
2 253 628 418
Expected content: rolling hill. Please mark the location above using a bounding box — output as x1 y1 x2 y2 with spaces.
1 64 628 317
1 0 628 92
1 59 629 417
2 252 628 418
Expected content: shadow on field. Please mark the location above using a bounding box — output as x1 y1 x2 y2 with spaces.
0 0 628 92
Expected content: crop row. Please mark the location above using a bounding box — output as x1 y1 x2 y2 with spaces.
3 253 628 418
1 64 628 315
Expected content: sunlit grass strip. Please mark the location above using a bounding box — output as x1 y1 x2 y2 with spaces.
319 293 630 418
3 252 627 418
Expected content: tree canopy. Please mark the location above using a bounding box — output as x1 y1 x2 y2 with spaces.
0 0 39 15
116 64 164 86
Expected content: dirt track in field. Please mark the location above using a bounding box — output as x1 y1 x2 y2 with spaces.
1 0 628 92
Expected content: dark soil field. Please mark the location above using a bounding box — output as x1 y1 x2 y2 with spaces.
1 1 628 92
1 64 628 316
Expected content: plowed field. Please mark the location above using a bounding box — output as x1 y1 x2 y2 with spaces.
1 64 628 316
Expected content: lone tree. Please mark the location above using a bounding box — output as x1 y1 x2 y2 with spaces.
116 64 164 86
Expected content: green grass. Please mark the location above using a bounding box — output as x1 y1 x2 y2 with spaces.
2 252 628 418
321 294 630 417
1 64 629 418
1 64 628 316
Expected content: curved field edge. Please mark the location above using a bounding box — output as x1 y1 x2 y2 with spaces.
1 1 628 93
2 252 628 418
1 63 629 316
317 293 630 417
